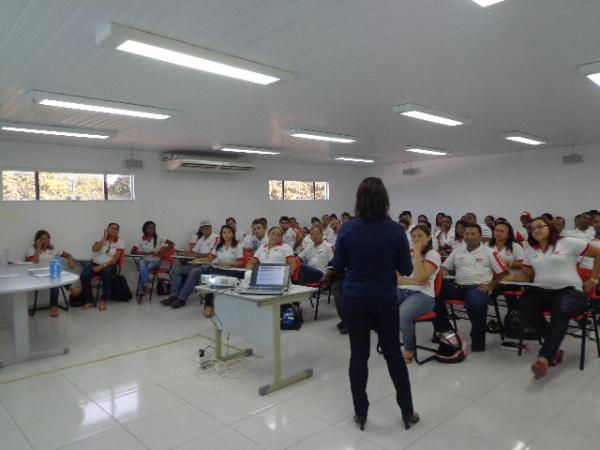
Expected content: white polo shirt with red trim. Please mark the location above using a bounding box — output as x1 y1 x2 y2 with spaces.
523 237 589 290
488 243 524 271
253 243 294 265
579 237 600 270
403 249 441 297
191 234 219 254
443 243 508 284
298 241 333 273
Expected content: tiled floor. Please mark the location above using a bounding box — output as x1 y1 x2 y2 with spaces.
1 294 600 449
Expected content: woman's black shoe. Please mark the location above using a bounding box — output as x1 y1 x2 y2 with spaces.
353 414 367 431
403 412 420 430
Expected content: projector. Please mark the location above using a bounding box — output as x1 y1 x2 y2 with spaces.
201 274 238 287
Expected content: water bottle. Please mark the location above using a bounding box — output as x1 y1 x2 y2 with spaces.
49 256 62 280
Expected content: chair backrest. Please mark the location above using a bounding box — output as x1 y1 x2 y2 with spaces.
161 247 176 264
242 250 253 267
577 265 592 282
434 269 444 298
290 256 302 282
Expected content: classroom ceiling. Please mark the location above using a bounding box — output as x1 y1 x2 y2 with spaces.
1 0 600 165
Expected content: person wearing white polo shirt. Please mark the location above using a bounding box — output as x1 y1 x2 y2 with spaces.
515 212 531 243
296 226 334 284
325 214 341 246
487 221 524 272
464 212 492 243
579 214 600 291
248 226 297 274
241 219 269 254
397 225 441 363
565 212 595 242
225 217 246 242
504 216 600 379
300 217 323 251
432 223 509 352
279 216 300 251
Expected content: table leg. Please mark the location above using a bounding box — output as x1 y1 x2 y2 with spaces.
0 292 69 369
258 304 313 396
212 328 253 362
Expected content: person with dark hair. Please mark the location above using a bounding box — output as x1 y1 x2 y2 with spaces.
301 217 323 251
554 216 566 236
451 219 467 250
504 217 600 379
417 214 431 230
541 213 554 222
434 212 445 233
433 223 509 351
25 230 75 317
341 212 352 223
297 226 333 284
397 225 440 363
186 221 219 258
80 223 125 311
464 212 492 242
241 219 268 253
322 177 418 431
484 215 495 231
566 212 594 241
226 217 246 241
516 212 531 243
279 216 299 250
131 221 173 303
435 215 455 256
488 221 524 272
399 218 411 231
321 214 331 230
247 227 296 274
580 214 600 295
399 210 413 229
327 215 341 246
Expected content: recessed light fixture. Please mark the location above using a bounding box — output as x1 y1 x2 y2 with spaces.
580 61 600 87
471 0 506 7
503 132 545 146
213 144 280 155
406 147 448 156
392 103 469 127
0 122 114 140
96 23 291 85
285 128 357 143
334 157 374 163
26 90 176 120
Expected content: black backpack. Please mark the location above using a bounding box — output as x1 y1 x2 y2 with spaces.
157 279 171 296
110 275 132 302
280 303 303 330
503 309 538 340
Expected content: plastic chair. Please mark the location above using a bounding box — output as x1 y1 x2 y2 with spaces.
92 252 125 305
135 248 176 301
412 270 443 365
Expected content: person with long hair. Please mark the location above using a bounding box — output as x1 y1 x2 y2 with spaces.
504 217 600 379
80 223 125 311
451 219 467 249
488 220 524 271
322 177 419 431
131 221 173 303
417 214 431 230
397 225 440 363
25 230 75 317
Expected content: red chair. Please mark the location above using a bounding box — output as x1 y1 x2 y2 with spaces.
412 270 444 365
146 247 176 301
291 256 329 320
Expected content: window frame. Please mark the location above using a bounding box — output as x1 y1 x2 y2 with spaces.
1 168 135 202
268 179 330 201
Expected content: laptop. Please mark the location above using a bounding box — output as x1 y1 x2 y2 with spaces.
237 263 290 295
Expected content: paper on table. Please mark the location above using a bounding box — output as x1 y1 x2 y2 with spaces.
0 273 21 279
13 261 33 265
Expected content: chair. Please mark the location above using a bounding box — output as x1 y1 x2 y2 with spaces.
291 257 329 320
412 270 444 365
92 252 125 305
135 248 176 301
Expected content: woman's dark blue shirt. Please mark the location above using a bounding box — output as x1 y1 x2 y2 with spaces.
332 217 412 299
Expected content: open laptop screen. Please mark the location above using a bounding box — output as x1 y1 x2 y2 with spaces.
252 264 289 288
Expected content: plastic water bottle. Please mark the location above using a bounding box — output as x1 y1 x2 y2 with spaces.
49 256 62 280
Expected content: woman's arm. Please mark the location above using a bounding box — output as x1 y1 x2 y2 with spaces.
503 266 534 282
411 254 436 283
582 245 600 293
62 252 75 270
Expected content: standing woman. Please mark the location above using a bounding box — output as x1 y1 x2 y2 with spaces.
322 177 419 431
504 217 600 379
25 230 75 317
80 223 125 311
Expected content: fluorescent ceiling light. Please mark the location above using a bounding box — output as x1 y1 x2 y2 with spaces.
96 23 291 85
406 147 448 156
0 122 114 140
213 144 280 155
26 90 176 120
285 128 357 143
335 157 374 163
392 103 469 127
503 132 545 146
580 61 600 87
472 0 506 7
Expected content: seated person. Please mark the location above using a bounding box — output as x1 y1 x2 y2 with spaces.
341 212 352 224
300 217 323 251
579 213 600 294
247 226 296 274
565 211 595 241
25 229 75 317
554 216 566 237
131 221 173 303
504 217 600 379
296 226 333 284
435 215 455 257
488 220 524 272
161 225 244 315
325 214 341 246
280 216 300 250
464 212 492 243
515 212 531 243
241 219 268 254
432 224 509 352
397 225 440 363
450 219 467 250
226 216 246 242
187 220 219 256
80 223 125 311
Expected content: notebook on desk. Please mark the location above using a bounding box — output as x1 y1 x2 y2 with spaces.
237 263 290 296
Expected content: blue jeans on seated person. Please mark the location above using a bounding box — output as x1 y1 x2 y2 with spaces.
171 265 245 302
432 280 491 339
397 288 435 352
296 264 324 285
80 262 117 304
137 259 161 293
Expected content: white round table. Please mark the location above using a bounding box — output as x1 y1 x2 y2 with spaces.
0 264 79 368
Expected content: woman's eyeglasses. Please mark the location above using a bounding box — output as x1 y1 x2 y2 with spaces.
531 224 548 232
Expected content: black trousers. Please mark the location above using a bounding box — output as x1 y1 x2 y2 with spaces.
519 287 587 361
343 294 414 418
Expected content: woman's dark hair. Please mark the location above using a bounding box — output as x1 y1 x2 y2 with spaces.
418 215 432 229
541 213 554 222
527 217 560 249
33 230 53 249
435 212 445 224
489 220 516 252
411 224 433 257
454 219 467 240
354 177 390 222
216 225 238 251
142 221 157 247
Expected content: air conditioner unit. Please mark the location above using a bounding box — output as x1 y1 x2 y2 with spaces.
161 153 256 173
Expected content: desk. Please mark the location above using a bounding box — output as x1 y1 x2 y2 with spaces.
195 284 317 396
0 264 79 368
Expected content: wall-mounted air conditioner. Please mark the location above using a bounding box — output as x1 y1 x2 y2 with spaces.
161 153 256 173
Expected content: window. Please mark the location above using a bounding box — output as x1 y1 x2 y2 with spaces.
1 170 134 201
269 180 329 200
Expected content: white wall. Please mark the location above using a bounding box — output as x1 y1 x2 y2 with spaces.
0 140 359 261
369 144 600 226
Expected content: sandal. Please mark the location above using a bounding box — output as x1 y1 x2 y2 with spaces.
403 351 414 364
50 307 59 318
531 357 549 379
98 301 107 312
550 350 564 366
83 303 94 310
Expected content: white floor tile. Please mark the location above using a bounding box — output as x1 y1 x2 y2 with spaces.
0 427 33 450
526 424 600 450
551 400 600 438
124 403 222 450
61 358 131 386
98 385 186 424
407 425 502 450
58 426 146 450
173 427 263 450
574 372 600 408
0 402 17 433
77 369 156 403
287 425 384 450
232 403 328 450
289 383 354 423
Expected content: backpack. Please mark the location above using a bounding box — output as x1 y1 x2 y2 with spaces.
156 279 171 296
110 275 132 302
433 331 468 363
280 303 303 330
503 309 538 340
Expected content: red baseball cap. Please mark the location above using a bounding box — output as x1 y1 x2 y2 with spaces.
520 211 531 217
